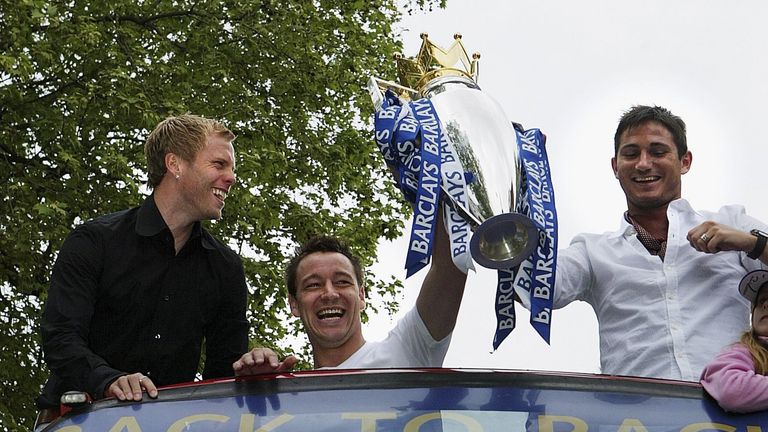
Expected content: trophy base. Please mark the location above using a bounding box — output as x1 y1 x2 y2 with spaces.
470 213 538 270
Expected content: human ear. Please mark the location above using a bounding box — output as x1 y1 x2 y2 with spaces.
288 295 300 317
358 286 366 309
680 151 692 174
165 153 182 178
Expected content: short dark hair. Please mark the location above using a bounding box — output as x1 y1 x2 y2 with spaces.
614 105 687 159
285 236 365 298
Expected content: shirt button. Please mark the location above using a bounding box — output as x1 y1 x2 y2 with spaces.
163 295 170 301
154 334 161 340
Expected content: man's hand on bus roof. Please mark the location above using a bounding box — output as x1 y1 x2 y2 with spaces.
105 372 158 401
233 347 298 376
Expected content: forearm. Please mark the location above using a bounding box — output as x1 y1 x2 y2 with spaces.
203 318 249 378
733 227 768 265
735 228 768 266
42 227 124 398
203 266 249 378
42 317 123 398
701 345 768 413
703 368 768 413
754 236 768 266
416 207 467 341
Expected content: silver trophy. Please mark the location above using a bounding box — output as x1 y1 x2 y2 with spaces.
369 33 537 270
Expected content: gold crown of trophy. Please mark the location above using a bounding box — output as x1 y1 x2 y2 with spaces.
369 33 538 270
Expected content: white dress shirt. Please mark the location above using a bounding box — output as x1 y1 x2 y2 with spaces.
553 199 766 381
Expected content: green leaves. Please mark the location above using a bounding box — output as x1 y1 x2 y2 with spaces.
32 201 68 216
0 0 430 429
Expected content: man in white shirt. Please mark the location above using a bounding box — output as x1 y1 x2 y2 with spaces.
284 211 466 368
537 105 768 381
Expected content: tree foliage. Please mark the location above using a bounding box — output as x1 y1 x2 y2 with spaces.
0 0 445 428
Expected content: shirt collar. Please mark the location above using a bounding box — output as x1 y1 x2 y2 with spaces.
618 197 693 237
618 215 635 238
135 194 215 250
668 197 693 213
136 194 167 237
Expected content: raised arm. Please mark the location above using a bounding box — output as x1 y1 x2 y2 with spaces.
415 208 468 341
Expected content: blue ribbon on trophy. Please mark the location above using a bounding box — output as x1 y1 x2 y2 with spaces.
374 92 452 277
493 126 558 348
369 33 557 348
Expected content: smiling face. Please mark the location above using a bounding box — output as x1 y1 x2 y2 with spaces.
175 133 236 221
611 121 692 215
753 285 768 337
289 251 365 354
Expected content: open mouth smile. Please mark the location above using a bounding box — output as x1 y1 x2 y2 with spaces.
317 307 345 320
632 175 660 183
212 188 228 203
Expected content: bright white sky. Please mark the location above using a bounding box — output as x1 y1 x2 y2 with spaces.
366 0 768 374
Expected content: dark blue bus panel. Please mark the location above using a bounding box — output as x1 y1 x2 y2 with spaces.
45 369 768 431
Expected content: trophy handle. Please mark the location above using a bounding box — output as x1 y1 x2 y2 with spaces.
367 77 420 110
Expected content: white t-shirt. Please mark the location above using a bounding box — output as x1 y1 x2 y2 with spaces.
534 199 766 381
336 307 451 368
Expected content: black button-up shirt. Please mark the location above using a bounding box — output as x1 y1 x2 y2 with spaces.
37 195 248 408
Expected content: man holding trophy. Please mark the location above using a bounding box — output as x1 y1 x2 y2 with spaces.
285 215 466 368
249 33 537 371
370 33 556 352
284 33 538 369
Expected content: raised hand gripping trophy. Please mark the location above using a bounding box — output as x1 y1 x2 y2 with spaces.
369 33 558 347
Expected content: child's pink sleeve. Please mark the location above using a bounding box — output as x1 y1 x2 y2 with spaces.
701 343 768 413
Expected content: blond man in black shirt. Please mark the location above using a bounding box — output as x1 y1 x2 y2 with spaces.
36 115 292 428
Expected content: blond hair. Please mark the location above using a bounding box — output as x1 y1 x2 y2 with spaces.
739 330 768 374
144 114 235 188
